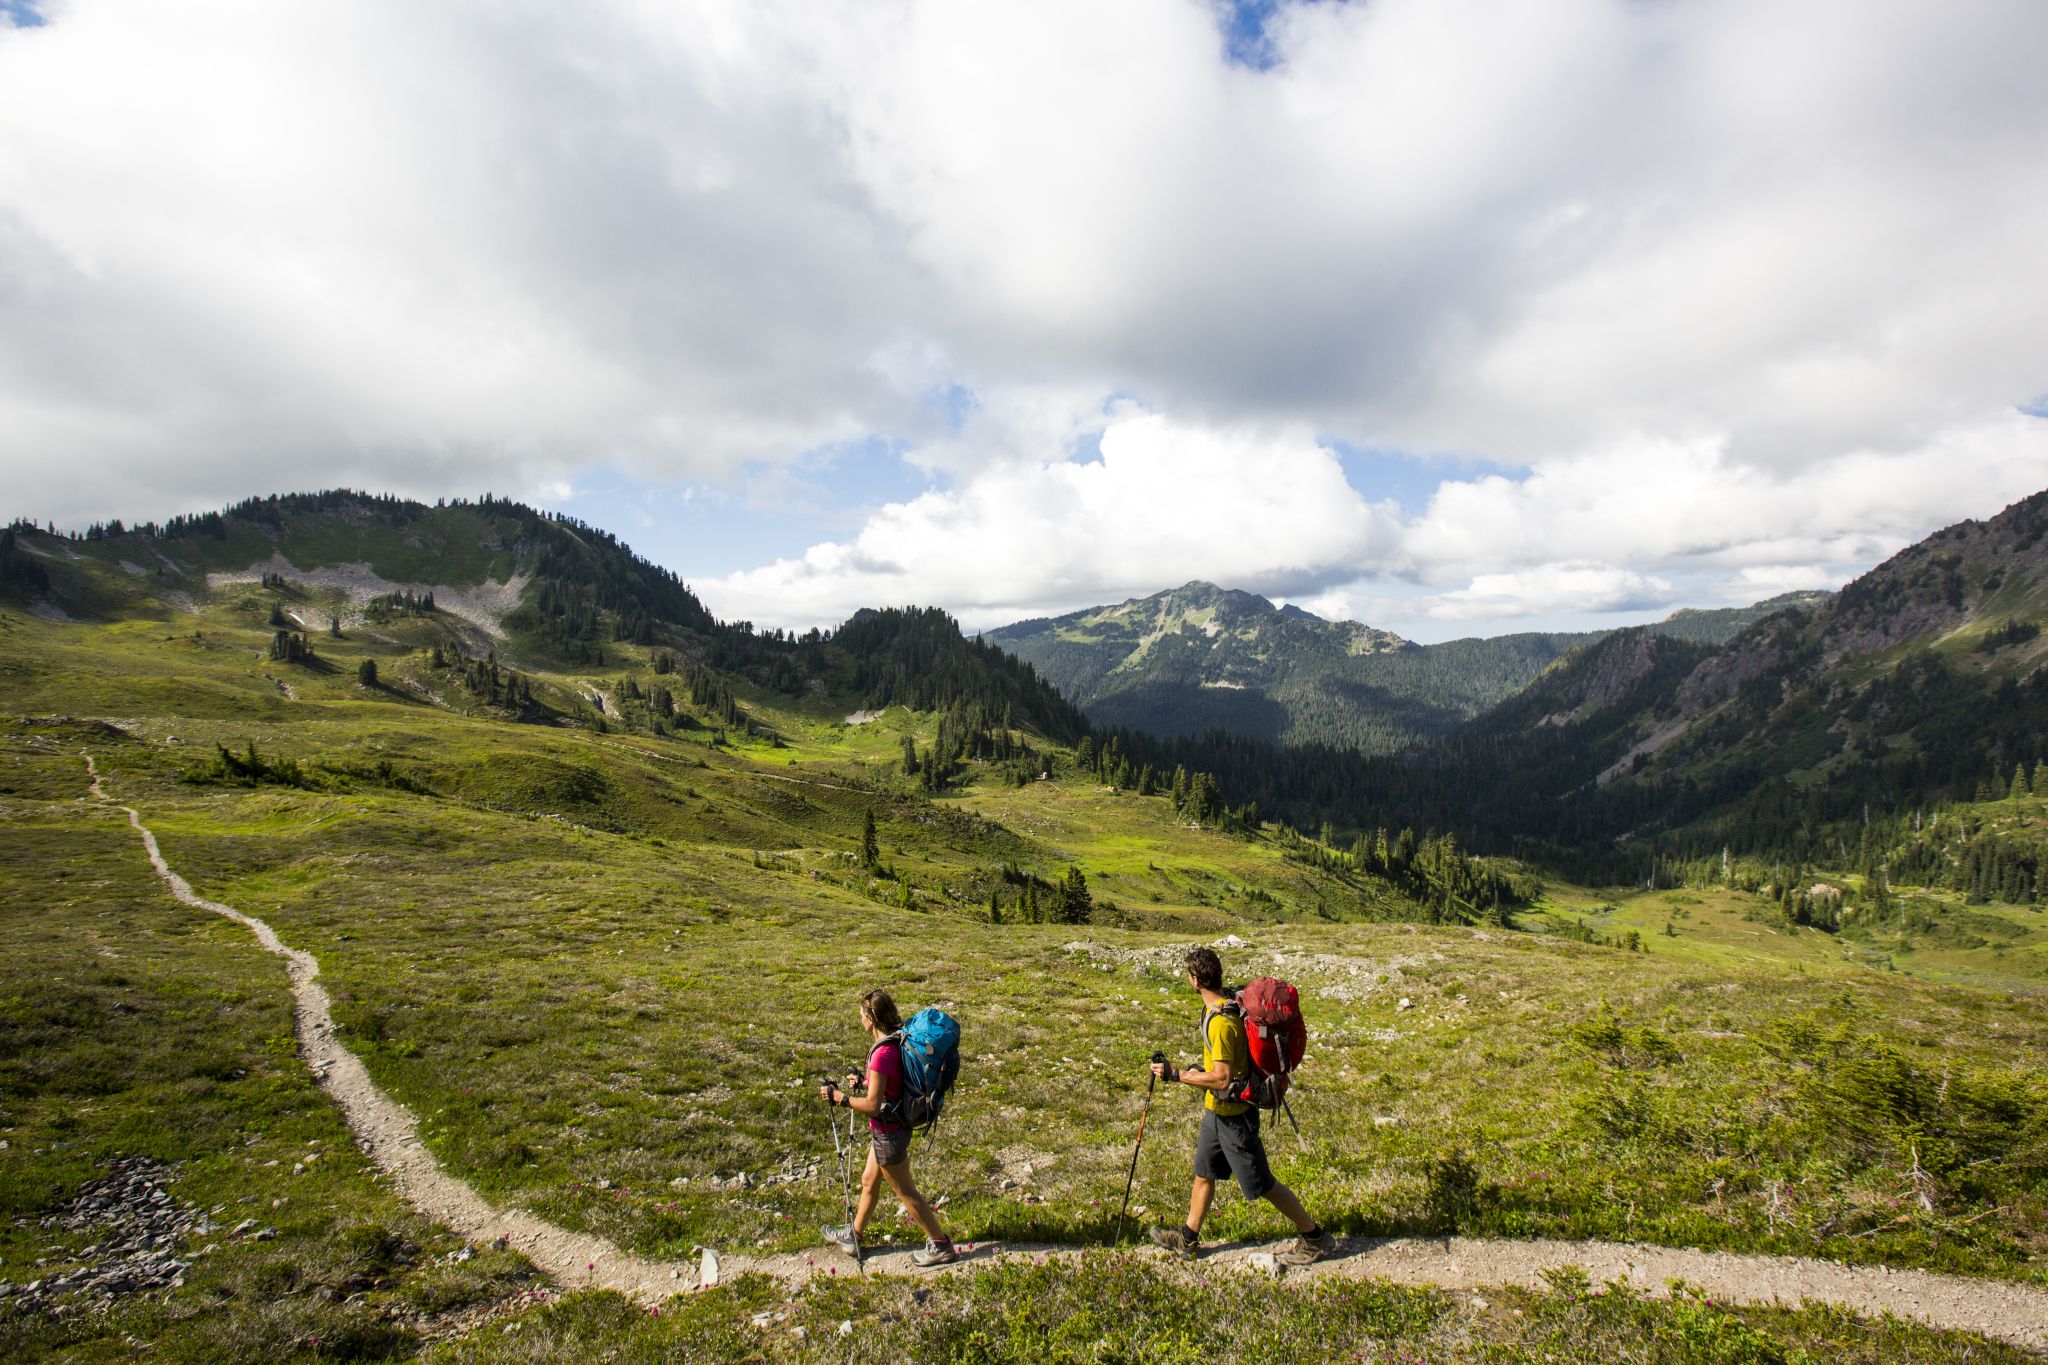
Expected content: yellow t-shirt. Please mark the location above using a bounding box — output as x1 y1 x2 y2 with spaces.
1202 1008 1252 1116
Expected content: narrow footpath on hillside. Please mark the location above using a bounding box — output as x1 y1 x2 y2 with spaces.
80 753 2048 1354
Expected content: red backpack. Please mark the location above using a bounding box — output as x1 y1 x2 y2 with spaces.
1205 977 1306 1113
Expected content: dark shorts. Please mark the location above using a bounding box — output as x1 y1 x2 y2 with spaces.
871 1125 912 1167
1194 1107 1274 1200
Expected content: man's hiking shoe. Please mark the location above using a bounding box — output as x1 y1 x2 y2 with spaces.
1149 1225 1199 1258
1276 1228 1337 1266
911 1240 957 1268
821 1224 861 1259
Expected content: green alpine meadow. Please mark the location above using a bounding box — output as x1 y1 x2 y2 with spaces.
3 490 2047 1361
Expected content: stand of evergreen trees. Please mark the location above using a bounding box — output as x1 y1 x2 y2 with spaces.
0 526 50 594
365 589 436 622
990 862 1092 924
269 630 316 665
430 647 539 718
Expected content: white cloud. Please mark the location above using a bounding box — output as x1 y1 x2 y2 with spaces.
819 0 2048 463
1427 563 1675 622
1401 410 2048 583
1732 564 1838 599
2 0 2045 631
701 410 1403 630
0 0 928 525
702 406 2047 636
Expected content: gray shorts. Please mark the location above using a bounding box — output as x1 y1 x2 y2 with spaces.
871 1125 912 1167
1194 1107 1274 1200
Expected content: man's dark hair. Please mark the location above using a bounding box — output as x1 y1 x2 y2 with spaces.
1183 947 1223 992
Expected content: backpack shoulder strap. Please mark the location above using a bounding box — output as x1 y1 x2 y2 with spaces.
872 1033 907 1119
1197 999 1246 1070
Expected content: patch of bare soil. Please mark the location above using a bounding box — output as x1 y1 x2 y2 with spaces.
208 555 527 645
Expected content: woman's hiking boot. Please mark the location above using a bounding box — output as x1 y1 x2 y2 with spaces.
1276 1227 1336 1266
911 1240 957 1268
821 1224 861 1259
1149 1225 1199 1258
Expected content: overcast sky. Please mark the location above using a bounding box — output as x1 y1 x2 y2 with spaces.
3 0 2044 642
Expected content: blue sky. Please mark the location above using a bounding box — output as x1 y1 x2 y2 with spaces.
3 1 2045 641
551 442 934 585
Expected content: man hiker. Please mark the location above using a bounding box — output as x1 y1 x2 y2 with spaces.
819 988 957 1266
1149 946 1335 1264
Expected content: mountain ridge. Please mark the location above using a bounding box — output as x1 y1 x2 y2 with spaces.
2 489 1089 745
1260 487 2048 875
985 578 1830 754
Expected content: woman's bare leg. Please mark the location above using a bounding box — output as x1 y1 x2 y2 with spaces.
879 1159 948 1243
853 1148 885 1237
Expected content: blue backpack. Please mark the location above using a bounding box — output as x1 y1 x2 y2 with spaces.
887 1008 962 1131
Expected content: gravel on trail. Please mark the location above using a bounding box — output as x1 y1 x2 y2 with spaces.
74 752 2048 1355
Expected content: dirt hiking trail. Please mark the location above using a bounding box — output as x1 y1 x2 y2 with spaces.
82 754 2048 1353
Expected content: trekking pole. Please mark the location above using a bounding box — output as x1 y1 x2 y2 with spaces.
823 1079 857 1243
843 1101 867 1276
1115 1052 1168 1245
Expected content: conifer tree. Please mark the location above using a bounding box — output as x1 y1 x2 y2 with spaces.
861 809 879 869
1055 866 1092 924
357 658 378 687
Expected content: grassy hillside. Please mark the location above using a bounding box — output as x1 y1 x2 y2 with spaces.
2 516 2045 1360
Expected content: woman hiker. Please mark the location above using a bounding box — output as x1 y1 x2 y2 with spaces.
820 988 957 1266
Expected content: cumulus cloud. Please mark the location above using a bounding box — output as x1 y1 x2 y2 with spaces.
824 0 2048 464
0 0 928 525
2 0 2045 629
1427 564 1675 622
1401 410 2048 583
701 406 2048 637
701 410 1403 630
